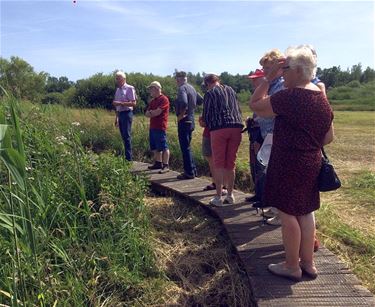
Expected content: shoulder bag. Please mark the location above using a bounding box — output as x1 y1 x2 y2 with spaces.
318 148 341 192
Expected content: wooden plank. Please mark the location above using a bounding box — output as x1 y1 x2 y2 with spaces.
250 273 363 287
257 296 375 307
243 261 351 277
131 162 375 306
252 283 373 298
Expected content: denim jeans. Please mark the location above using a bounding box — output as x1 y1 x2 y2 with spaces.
255 160 266 199
177 120 196 177
247 120 263 186
118 110 133 161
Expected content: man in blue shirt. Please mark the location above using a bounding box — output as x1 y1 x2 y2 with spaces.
174 71 203 179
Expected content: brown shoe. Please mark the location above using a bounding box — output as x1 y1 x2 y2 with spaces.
300 262 318 279
268 263 302 281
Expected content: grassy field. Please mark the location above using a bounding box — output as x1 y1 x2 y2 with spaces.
14 102 375 296
315 111 375 293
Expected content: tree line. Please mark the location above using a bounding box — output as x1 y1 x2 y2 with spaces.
1 56 374 113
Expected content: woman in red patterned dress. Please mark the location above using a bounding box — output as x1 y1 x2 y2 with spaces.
249 46 334 281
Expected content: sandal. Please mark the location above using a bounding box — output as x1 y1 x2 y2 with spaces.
300 261 318 279
268 262 302 281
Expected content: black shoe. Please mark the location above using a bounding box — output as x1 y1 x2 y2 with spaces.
148 162 162 170
245 195 260 203
177 173 194 180
203 183 216 191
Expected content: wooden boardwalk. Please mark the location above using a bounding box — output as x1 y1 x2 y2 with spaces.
132 162 375 307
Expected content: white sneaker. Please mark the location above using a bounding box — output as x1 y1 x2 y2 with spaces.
266 216 281 226
223 194 235 205
263 208 276 218
209 196 223 206
221 188 228 196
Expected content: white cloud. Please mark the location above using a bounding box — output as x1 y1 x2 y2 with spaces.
92 1 184 35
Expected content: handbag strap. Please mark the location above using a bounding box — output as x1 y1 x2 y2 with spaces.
321 147 329 160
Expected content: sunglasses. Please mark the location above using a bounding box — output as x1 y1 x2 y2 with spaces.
281 65 290 71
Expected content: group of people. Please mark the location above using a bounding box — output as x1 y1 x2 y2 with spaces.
112 45 334 282
112 70 202 178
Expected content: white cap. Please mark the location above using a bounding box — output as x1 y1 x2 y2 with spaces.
147 81 162 89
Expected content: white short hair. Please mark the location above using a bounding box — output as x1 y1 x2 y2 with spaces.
115 71 126 79
286 46 317 81
298 44 317 57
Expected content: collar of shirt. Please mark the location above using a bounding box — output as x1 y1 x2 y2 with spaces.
119 83 129 89
269 77 284 96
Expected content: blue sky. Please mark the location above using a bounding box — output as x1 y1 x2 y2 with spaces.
1 0 374 81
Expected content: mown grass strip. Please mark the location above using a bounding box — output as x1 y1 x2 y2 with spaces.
317 203 375 293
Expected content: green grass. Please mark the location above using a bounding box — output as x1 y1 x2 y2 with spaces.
346 171 375 207
314 111 375 293
0 99 164 305
328 81 375 111
316 204 375 293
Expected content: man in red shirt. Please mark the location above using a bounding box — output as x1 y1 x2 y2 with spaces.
145 81 170 174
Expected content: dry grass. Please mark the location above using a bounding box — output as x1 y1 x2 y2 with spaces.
143 193 255 306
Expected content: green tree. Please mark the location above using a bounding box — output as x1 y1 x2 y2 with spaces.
73 73 114 109
319 66 341 88
0 56 47 101
361 67 375 83
45 75 74 93
350 63 362 82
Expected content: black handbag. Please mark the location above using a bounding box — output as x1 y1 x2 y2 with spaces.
318 148 341 192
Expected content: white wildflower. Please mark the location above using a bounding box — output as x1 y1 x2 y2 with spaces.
55 135 67 145
71 122 81 127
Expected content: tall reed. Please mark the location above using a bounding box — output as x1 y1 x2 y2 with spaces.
0 98 156 305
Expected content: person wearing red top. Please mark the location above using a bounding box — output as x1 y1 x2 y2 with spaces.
145 81 170 174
